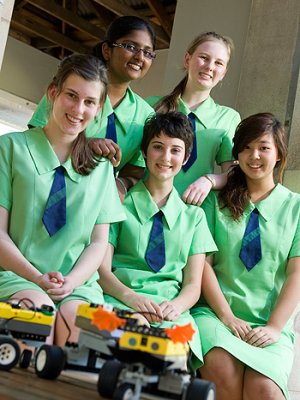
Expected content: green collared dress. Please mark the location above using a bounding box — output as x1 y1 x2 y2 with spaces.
191 185 300 399
28 88 154 172
146 96 241 195
104 180 217 368
0 127 126 305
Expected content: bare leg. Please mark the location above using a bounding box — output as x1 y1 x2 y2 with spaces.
199 348 244 400
54 299 88 346
243 367 285 400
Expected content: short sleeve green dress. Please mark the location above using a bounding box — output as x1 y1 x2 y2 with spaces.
0 128 126 306
191 185 300 399
104 180 217 369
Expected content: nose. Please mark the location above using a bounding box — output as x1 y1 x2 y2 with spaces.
162 149 171 161
133 48 145 60
205 59 214 71
72 100 85 114
250 149 260 159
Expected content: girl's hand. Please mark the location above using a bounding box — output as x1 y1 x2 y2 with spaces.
159 301 181 321
35 272 64 291
220 314 252 339
47 276 75 302
243 325 281 347
123 293 163 323
89 138 121 167
182 176 213 206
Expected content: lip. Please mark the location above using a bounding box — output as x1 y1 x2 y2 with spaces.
248 164 262 169
66 114 83 124
199 72 212 80
156 163 172 170
128 62 142 71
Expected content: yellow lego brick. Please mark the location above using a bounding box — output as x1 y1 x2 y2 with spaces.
0 302 54 327
119 331 189 357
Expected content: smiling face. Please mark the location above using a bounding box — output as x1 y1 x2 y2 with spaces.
103 29 154 84
238 133 280 186
184 39 229 93
48 73 102 139
144 133 187 184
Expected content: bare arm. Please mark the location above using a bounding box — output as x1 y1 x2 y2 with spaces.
245 256 300 347
182 160 235 206
160 253 205 321
47 224 110 301
0 206 62 291
202 257 251 338
99 244 163 322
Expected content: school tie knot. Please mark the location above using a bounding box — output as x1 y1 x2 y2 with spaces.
239 208 262 271
145 210 166 272
42 166 66 237
106 112 117 143
182 112 197 172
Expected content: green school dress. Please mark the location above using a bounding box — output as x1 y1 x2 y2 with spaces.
0 127 126 305
104 180 217 368
192 185 300 399
146 96 240 195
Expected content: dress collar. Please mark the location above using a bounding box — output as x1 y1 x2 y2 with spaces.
178 96 218 129
130 180 187 230
25 127 81 182
246 184 290 221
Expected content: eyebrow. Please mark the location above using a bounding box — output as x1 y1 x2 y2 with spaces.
258 140 272 144
64 88 98 101
121 40 153 50
152 140 184 149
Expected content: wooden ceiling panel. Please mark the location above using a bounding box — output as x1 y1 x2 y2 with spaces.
10 0 177 59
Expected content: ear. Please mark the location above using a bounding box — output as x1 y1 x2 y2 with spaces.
183 52 191 70
182 155 190 166
101 42 111 62
47 85 57 102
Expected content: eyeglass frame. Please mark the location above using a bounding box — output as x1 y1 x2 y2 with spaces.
110 42 156 60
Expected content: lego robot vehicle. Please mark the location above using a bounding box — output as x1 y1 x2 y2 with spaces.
34 303 215 400
0 300 55 371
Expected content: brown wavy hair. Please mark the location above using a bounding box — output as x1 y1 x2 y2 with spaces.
219 112 288 220
154 32 234 113
47 54 107 175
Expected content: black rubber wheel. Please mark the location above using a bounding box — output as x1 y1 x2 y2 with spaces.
97 360 124 398
185 378 216 400
35 344 65 379
0 336 20 371
113 383 134 400
19 349 33 369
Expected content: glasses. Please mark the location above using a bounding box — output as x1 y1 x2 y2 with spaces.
111 42 156 60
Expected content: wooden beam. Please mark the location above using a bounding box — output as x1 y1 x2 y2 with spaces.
25 0 104 40
84 0 110 29
145 0 172 38
14 0 29 12
31 37 58 49
12 12 91 54
91 0 169 46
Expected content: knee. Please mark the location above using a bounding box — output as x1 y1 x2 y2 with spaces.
200 348 242 387
244 374 283 400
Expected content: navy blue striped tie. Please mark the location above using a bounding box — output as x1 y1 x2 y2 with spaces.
42 166 66 236
239 208 262 271
145 211 166 272
182 112 197 172
106 112 117 143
